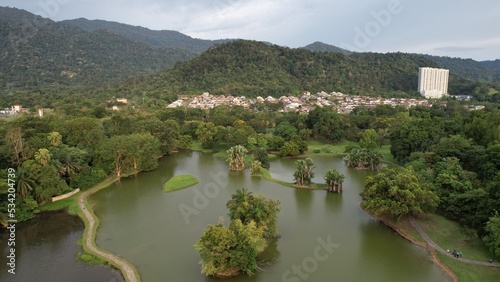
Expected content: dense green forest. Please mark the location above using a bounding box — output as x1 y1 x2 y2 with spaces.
61 18 233 54
1 101 499 259
0 7 194 103
1 7 500 110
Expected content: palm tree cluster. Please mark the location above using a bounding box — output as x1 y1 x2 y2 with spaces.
345 148 382 170
293 158 315 186
324 169 345 193
226 145 248 171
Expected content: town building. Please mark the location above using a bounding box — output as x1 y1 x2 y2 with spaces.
418 67 449 99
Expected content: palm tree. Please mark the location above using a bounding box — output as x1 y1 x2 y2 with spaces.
47 132 62 147
16 166 35 198
34 148 51 166
227 188 254 222
250 160 262 176
294 158 315 186
324 169 345 192
226 145 248 171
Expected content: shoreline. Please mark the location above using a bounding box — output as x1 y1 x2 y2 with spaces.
360 207 458 282
77 175 141 282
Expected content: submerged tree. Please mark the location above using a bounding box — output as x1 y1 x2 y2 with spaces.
226 145 248 171
324 169 345 193
252 147 269 169
194 219 265 277
293 158 315 186
196 189 280 278
250 160 262 176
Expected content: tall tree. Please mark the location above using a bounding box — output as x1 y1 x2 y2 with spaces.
293 158 315 186
359 129 378 150
325 169 345 192
4 127 30 166
226 145 248 171
34 148 51 166
361 166 439 221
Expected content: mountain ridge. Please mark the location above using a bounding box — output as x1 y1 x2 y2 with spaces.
61 18 234 54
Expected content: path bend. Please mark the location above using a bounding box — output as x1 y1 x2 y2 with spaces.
409 216 500 268
77 190 141 282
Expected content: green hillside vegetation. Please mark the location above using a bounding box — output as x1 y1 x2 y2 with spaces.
301 41 352 55
62 18 233 54
119 40 431 98
423 55 500 82
0 7 194 106
114 40 499 101
163 174 199 192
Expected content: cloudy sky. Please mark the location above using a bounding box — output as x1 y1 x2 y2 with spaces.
2 0 500 60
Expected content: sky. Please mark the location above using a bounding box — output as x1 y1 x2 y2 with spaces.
2 0 500 60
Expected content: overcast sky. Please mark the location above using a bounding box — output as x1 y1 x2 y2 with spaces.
2 0 500 60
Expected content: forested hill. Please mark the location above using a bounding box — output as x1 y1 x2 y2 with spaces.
422 55 500 82
301 41 500 82
0 7 195 92
117 40 443 98
61 18 234 54
301 41 352 55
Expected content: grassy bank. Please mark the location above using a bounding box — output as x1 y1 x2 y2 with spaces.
371 211 499 282
163 174 199 192
305 139 395 164
258 167 326 190
417 213 494 262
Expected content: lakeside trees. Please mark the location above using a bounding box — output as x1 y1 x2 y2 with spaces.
361 166 439 221
0 93 499 257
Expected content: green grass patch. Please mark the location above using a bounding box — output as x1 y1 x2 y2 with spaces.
213 150 226 158
258 167 325 190
306 139 355 157
375 145 395 164
39 197 76 212
189 141 213 153
417 213 494 261
437 253 499 282
78 251 107 266
163 174 199 192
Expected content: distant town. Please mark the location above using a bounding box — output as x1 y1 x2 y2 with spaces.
166 91 482 114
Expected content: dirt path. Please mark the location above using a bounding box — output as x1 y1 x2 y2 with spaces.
409 216 500 268
77 191 140 282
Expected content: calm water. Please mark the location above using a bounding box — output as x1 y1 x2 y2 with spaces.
0 212 123 282
87 151 450 282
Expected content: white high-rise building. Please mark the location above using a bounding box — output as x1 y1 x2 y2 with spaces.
418 67 449 99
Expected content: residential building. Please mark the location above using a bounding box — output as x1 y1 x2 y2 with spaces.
418 67 449 99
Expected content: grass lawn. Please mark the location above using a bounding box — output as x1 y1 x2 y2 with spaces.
417 213 494 262
375 145 395 164
163 174 199 192
39 196 79 215
189 141 213 153
305 139 354 157
306 139 396 164
437 253 499 282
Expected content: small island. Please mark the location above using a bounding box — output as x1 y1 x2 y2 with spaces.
195 188 281 278
163 174 199 192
